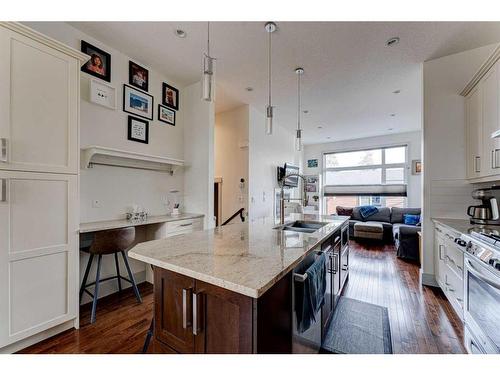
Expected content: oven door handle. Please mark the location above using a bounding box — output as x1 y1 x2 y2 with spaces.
466 258 500 290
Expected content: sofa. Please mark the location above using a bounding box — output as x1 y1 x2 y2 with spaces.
337 206 421 262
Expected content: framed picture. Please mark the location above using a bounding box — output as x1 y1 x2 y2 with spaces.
81 41 111 82
129 61 149 92
162 82 179 110
307 159 318 168
412 160 422 175
90 79 116 109
123 84 154 120
158 104 176 126
127 116 149 144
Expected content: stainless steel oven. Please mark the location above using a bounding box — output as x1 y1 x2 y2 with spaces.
464 252 500 354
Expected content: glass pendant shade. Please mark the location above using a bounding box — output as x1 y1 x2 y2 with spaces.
202 55 214 102
295 129 302 151
266 105 273 135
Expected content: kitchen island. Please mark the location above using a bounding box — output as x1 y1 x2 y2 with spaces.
129 213 350 354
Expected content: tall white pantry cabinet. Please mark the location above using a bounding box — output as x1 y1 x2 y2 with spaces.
0 23 88 352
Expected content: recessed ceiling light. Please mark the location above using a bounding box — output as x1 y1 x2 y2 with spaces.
174 29 187 38
388 128 394 131
386 37 400 47
317 126 323 129
303 110 309 114
327 136 331 139
245 87 253 92
390 113 396 117
393 89 401 94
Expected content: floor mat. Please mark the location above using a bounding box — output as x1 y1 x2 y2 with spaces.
321 297 393 354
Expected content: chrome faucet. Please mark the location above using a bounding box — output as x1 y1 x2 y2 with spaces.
278 172 308 225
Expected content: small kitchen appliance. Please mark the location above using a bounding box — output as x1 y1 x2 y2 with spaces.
467 187 500 225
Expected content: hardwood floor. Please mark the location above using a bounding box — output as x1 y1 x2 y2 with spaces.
20 240 465 354
343 240 465 354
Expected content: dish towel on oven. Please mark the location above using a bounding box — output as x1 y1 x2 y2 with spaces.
296 252 327 333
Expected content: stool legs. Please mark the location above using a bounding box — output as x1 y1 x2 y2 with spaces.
90 254 103 324
114 252 122 292
79 254 94 304
121 251 142 303
142 317 155 353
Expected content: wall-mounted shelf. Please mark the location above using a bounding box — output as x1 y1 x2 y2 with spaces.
81 146 184 175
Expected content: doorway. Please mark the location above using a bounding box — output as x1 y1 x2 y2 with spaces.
214 177 223 226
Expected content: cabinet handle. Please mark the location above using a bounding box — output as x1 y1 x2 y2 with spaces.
436 227 442 233
182 288 192 329
180 223 193 227
333 253 339 274
0 138 7 163
492 150 496 169
494 149 500 169
439 244 445 260
0 179 6 203
192 292 202 335
475 156 481 173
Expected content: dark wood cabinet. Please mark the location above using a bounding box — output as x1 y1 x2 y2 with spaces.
154 268 195 353
153 268 254 354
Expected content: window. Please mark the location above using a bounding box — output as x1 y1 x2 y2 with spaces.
323 146 408 215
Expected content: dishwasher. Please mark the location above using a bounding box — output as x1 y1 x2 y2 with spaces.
291 236 332 353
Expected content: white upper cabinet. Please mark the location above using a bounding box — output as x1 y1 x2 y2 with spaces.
0 24 86 175
465 85 482 179
463 47 500 183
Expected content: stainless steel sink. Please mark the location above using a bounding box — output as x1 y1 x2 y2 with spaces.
274 220 327 233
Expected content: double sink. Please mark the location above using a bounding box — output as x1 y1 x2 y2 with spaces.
274 220 327 234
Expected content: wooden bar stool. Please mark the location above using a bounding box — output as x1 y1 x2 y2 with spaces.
80 227 142 324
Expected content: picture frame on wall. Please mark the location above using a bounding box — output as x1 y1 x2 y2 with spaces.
123 84 154 120
129 61 149 92
81 40 111 82
127 116 149 144
90 79 116 109
162 82 179 110
158 104 176 126
412 159 422 175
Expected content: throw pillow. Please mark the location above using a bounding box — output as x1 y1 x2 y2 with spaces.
336 206 354 217
403 214 420 225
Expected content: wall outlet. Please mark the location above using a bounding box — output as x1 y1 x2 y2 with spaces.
92 199 101 208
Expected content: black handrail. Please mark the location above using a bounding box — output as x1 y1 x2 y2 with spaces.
221 208 245 226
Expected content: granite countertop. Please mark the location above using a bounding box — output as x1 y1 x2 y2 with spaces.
80 213 204 233
433 217 500 236
128 213 349 298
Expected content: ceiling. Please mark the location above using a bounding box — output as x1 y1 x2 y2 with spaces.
69 22 500 144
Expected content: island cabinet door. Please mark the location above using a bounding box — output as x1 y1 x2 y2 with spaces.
154 269 195 353
193 280 254 354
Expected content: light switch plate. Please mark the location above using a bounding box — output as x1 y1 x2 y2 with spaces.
92 199 101 208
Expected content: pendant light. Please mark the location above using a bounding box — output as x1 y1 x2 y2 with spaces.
202 22 215 101
295 67 304 151
265 22 276 135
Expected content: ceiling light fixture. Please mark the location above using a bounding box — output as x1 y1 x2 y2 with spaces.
303 110 309 114
201 22 215 102
390 113 396 117
392 89 401 94
295 67 304 151
386 37 400 47
317 126 323 129
245 87 254 92
174 29 187 38
265 22 276 135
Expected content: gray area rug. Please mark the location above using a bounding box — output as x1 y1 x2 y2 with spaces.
321 297 393 354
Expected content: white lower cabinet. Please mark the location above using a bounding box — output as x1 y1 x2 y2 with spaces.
0 171 78 349
434 224 465 320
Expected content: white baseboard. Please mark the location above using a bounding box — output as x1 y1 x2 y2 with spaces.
421 272 439 287
0 319 75 354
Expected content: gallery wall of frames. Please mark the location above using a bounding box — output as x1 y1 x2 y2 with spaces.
82 40 179 145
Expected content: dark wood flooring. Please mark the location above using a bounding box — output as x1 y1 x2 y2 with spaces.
343 241 465 354
20 241 465 354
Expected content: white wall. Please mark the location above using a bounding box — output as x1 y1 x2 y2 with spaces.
303 131 423 208
183 81 215 229
248 107 301 221
422 43 498 285
215 106 249 223
24 22 186 223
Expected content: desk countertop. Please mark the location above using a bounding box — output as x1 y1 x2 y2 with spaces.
80 213 204 233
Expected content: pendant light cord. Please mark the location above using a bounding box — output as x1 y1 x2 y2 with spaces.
207 21 210 57
297 72 301 131
268 30 272 106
